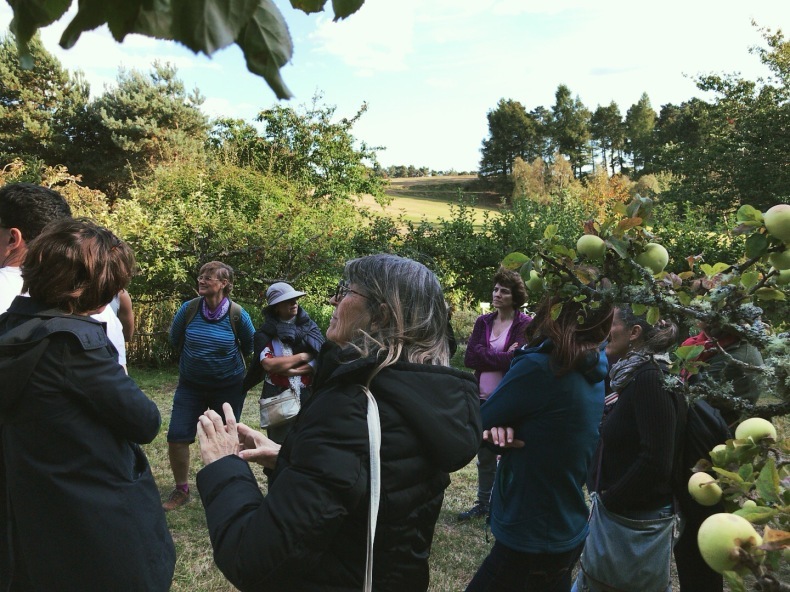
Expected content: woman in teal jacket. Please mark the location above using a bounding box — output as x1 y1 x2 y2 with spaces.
466 296 613 592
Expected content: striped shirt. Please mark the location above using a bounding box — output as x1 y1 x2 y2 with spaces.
169 300 254 384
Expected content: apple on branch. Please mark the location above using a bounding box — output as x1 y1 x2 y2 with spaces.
576 234 606 261
764 204 790 243
735 417 777 443
698 513 763 574
635 242 670 275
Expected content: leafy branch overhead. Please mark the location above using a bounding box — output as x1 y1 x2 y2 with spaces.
6 0 365 100
503 197 790 419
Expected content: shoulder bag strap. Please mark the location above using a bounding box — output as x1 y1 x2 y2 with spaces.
360 385 381 592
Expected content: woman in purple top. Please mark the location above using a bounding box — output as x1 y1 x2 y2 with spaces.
458 267 531 520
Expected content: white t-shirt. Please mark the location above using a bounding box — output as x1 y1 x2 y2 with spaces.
0 266 23 314
0 265 126 366
91 306 127 367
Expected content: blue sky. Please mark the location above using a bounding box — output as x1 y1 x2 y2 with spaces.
2 1 789 172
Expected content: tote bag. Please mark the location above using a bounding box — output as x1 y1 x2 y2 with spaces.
580 492 677 592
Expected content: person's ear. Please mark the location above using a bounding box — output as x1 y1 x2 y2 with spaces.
371 302 390 331
630 323 643 343
6 228 23 250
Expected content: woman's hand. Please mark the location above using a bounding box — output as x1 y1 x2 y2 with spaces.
484 426 525 449
197 402 240 465
237 423 281 469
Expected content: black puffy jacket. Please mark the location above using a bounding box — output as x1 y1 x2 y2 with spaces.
0 297 175 592
198 342 481 591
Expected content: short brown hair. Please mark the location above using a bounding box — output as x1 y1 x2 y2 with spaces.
492 267 528 310
199 261 234 297
22 218 135 314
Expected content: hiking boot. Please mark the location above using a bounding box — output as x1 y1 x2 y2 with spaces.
457 502 489 522
162 488 190 511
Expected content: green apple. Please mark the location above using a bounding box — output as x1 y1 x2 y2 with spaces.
775 268 790 286
525 270 543 292
576 234 606 261
743 500 757 508
764 204 790 243
688 472 723 506
635 242 670 274
735 417 777 442
698 513 763 574
769 249 790 270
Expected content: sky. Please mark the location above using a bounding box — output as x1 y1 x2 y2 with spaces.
1 0 789 172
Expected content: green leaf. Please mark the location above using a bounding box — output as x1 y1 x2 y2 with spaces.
755 458 781 503
290 0 327 13
738 463 754 481
677 291 693 306
711 467 744 483
740 270 760 290
332 0 364 21
167 0 259 54
236 0 294 100
543 224 558 240
736 204 763 223
8 0 72 65
550 303 563 321
60 0 108 49
105 1 145 42
722 571 746 592
646 306 660 325
607 236 629 259
502 252 530 270
734 505 776 525
675 345 705 361
631 303 647 315
745 232 769 259
754 287 786 301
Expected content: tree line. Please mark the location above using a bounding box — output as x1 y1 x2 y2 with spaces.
0 35 384 204
479 24 789 216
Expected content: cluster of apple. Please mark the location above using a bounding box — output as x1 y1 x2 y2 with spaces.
687 418 790 580
576 234 670 275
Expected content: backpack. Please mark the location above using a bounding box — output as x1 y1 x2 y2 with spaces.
174 297 244 361
673 398 733 492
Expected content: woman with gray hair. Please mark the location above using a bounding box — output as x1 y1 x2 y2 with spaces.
195 254 482 591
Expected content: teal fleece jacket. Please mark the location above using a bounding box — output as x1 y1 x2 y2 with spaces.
481 340 608 554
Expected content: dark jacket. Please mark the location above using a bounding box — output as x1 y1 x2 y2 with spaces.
481 340 608 553
0 297 175 592
597 360 683 513
242 307 325 393
198 342 481 592
464 310 531 383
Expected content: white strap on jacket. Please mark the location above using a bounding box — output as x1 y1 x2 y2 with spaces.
361 385 381 592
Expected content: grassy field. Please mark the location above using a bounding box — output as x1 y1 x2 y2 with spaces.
132 350 785 591
357 175 505 226
133 354 491 592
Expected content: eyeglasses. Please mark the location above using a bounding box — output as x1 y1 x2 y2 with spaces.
332 279 367 302
197 275 221 282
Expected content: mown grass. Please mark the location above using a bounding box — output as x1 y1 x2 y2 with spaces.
132 363 492 592
132 357 790 592
358 175 504 227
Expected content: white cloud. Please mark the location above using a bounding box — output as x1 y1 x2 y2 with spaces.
201 96 259 122
307 1 418 73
